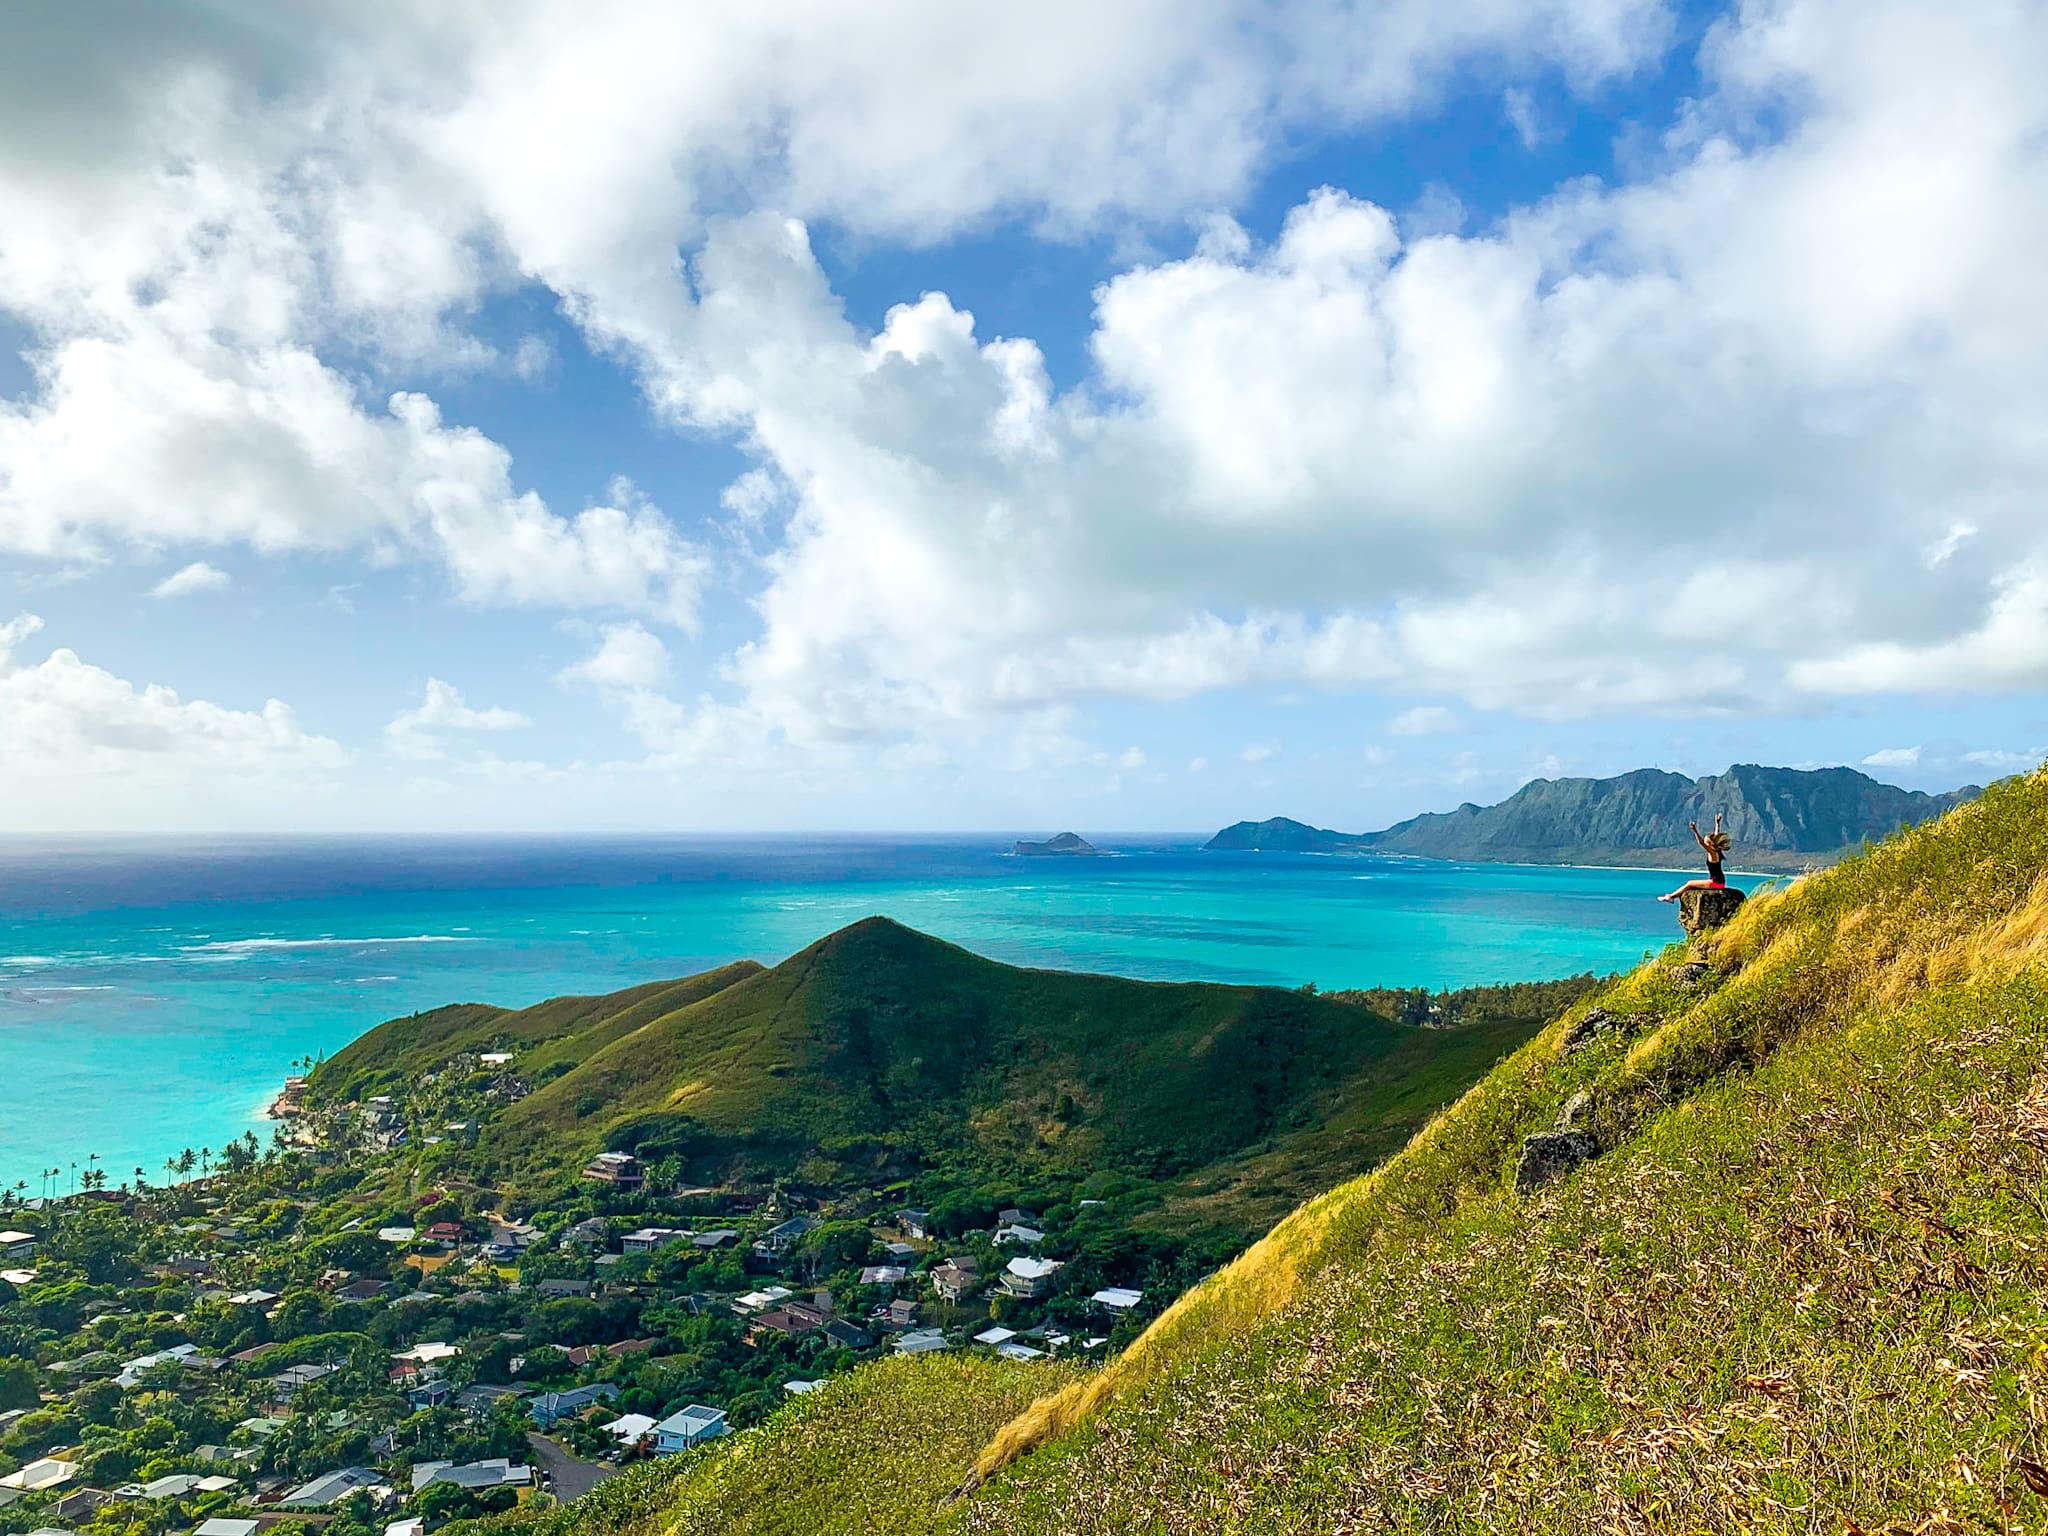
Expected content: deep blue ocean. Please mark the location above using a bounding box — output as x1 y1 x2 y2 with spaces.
0 834 1688 1195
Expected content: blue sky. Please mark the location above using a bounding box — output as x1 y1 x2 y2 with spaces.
1 1 2043 832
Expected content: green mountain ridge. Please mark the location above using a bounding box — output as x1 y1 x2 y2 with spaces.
317 918 1565 1239
1207 762 1984 869
466 768 2048 1536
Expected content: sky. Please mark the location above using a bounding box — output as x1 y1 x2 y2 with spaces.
0 0 2044 834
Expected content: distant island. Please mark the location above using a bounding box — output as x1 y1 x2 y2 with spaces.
1012 832 1098 856
1206 764 1984 871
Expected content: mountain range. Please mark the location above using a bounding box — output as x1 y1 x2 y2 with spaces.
1206 763 1982 869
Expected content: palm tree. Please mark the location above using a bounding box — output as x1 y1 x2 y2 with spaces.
164 1156 180 1185
200 1146 212 1176
177 1147 196 1177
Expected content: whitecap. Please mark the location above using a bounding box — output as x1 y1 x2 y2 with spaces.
182 934 474 957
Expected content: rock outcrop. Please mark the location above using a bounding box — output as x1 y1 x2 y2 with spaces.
1515 1131 1597 1193
1678 886 1746 936
1560 1006 1634 1055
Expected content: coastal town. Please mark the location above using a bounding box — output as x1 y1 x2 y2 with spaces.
0 1059 1170 1536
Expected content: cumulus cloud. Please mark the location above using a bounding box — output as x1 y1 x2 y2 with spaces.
2 0 2045 795
149 561 231 599
0 612 343 790
385 677 531 760
1861 746 1921 769
1241 740 1282 763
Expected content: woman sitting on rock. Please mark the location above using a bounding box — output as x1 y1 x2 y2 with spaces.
1659 813 1733 902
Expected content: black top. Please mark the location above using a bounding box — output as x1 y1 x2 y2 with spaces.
1706 856 1724 884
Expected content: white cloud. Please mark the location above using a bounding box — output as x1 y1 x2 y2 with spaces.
385 677 531 760
557 624 672 692
1187 756 1208 774
0 613 343 813
149 561 231 599
3 0 2047 803
1861 746 1921 768
1241 740 1282 763
1388 705 1461 736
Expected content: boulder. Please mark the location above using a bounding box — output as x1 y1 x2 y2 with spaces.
1561 1007 1632 1055
1678 885 1746 936
1669 960 1710 988
1515 1131 1597 1194
1556 1090 1594 1134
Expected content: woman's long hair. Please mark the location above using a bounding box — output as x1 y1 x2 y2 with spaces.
1703 830 1732 856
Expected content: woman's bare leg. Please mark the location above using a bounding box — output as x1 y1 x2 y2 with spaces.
1659 879 1713 902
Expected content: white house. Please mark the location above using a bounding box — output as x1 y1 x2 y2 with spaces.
993 1224 1046 1247
621 1227 688 1255
0 1231 35 1262
195 1519 262 1536
602 1412 658 1448
0 1458 76 1492
894 1328 951 1355
999 1256 1063 1299
653 1404 729 1455
1090 1287 1144 1314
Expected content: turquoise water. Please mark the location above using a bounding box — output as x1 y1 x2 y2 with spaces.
0 835 1691 1194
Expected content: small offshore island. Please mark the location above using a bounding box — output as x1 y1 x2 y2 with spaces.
1009 832 1097 857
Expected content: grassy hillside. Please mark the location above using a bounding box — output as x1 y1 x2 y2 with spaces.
462 1356 1082 1536
323 919 1550 1233
314 962 766 1100
488 768 2048 1535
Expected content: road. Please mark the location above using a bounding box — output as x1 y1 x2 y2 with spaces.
526 1430 620 1502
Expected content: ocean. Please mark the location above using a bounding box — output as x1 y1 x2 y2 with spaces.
0 834 1692 1195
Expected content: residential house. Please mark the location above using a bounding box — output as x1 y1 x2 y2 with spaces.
884 1298 919 1329
931 1259 981 1303
691 1228 739 1249
893 1328 950 1355
564 1217 609 1246
269 1362 337 1399
974 1326 1017 1347
602 1412 657 1450
0 1458 76 1492
410 1459 532 1493
857 1265 908 1287
335 1277 393 1302
999 1256 1064 1299
393 1341 460 1366
527 1382 620 1427
0 1231 35 1262
897 1208 931 1239
620 1227 688 1255
882 1240 917 1264
455 1383 523 1418
581 1152 643 1189
822 1319 873 1350
746 1303 828 1345
733 1286 794 1314
536 1278 592 1298
1091 1286 1144 1315
997 1207 1037 1227
407 1376 454 1411
996 1341 1048 1361
782 1379 824 1396
652 1405 729 1455
994 1223 1046 1247
115 1343 200 1388
385 1521 426 1536
479 1051 513 1066
376 1226 417 1244
424 1221 466 1246
280 1467 388 1508
195 1519 260 1536
752 1215 814 1257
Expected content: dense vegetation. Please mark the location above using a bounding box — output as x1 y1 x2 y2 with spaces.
479 767 2048 1535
